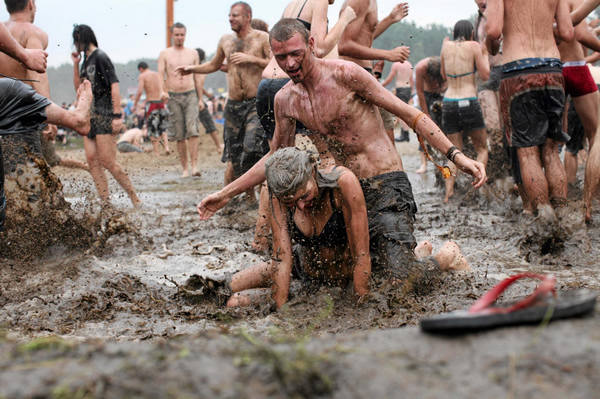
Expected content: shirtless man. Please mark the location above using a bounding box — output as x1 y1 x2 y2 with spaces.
198 19 486 280
195 48 223 154
158 22 203 177
414 56 447 173
176 2 270 196
0 0 88 172
486 0 574 223
559 0 600 222
116 127 146 153
381 60 413 142
133 61 170 156
338 0 410 141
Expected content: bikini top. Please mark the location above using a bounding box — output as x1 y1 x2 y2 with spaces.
287 187 347 249
447 68 477 79
296 0 312 31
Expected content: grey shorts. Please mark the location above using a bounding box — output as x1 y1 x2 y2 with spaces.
168 90 199 141
379 107 395 131
199 104 217 134
117 141 143 153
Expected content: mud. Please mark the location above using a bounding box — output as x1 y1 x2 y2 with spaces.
1 132 599 398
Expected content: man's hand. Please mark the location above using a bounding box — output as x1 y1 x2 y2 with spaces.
112 118 124 135
198 100 205 111
386 46 410 62
229 52 252 65
22 48 47 73
197 191 230 220
454 154 487 188
175 65 193 76
389 3 409 23
71 51 81 65
42 124 57 141
161 91 170 102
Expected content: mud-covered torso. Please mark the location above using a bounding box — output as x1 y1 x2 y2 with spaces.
221 31 270 100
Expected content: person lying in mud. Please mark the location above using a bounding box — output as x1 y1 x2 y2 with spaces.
197 19 484 284
225 147 469 309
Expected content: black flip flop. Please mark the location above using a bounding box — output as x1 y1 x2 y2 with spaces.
420 273 597 334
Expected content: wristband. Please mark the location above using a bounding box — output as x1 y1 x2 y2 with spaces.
445 146 458 160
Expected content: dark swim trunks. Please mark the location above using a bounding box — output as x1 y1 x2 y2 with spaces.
477 65 503 92
146 101 169 139
88 113 113 139
395 87 412 103
222 97 269 178
360 171 438 280
256 78 310 140
441 97 486 134
566 98 585 155
198 104 217 134
500 58 566 149
0 78 52 231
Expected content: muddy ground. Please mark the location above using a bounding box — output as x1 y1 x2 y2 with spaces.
1 131 599 398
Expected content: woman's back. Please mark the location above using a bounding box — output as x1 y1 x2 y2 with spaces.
442 40 479 99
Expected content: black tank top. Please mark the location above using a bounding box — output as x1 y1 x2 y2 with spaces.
288 187 347 248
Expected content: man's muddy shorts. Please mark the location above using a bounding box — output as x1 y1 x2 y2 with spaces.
563 62 598 98
168 90 199 141
198 104 216 134
256 78 310 140
222 97 269 178
478 65 503 92
441 97 485 134
499 58 567 182
88 113 113 140
41 133 61 167
395 87 412 103
146 101 169 138
566 98 585 155
360 171 438 279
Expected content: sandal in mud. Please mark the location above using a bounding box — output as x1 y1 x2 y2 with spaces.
420 273 597 334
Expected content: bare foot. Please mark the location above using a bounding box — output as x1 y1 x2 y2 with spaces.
182 169 190 178
416 164 427 174
164 149 171 155
436 241 470 271
251 239 269 253
414 240 433 258
73 80 92 135
192 170 201 177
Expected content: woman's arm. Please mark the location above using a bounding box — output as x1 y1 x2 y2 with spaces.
311 0 356 58
269 196 294 308
337 170 371 298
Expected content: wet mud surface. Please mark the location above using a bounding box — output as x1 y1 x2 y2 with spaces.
1 134 599 398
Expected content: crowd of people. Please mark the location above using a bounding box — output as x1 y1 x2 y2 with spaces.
1 0 600 309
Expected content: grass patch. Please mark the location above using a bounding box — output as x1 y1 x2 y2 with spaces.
17 336 73 354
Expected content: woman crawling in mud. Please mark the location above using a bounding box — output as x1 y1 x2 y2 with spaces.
223 147 470 309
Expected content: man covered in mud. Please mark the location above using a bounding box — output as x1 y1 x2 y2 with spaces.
414 56 447 174
133 61 171 156
176 2 270 195
158 22 204 177
198 19 486 282
337 0 410 141
486 0 574 223
0 0 88 172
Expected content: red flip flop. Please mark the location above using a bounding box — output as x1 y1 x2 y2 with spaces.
420 273 597 334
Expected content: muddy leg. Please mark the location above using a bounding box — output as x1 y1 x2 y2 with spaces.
95 134 140 207
584 138 600 222
517 146 553 214
227 261 274 307
177 140 189 177
252 183 271 252
188 136 200 176
541 138 567 203
84 137 110 203
44 80 92 136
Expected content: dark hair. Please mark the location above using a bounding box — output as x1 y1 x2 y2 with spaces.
251 18 269 32
195 48 206 63
269 18 309 44
5 0 28 13
137 61 148 70
231 1 252 17
453 20 474 41
72 24 98 52
426 56 444 85
170 22 186 32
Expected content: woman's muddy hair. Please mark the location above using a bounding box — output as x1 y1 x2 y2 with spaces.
453 20 474 41
269 18 309 45
426 56 444 85
265 147 317 199
72 24 98 53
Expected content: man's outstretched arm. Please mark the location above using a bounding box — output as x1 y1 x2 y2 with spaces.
177 39 226 75
0 23 46 73
197 92 297 219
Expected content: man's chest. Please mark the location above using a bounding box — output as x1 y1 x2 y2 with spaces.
223 37 263 58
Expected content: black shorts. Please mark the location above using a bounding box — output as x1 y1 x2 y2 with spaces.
198 104 217 134
566 98 585 155
424 91 443 126
360 171 438 279
395 87 412 103
222 97 269 178
256 78 309 140
441 98 486 134
88 113 113 139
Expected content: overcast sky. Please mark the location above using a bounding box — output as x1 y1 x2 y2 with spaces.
0 1 476 67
